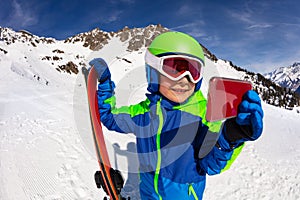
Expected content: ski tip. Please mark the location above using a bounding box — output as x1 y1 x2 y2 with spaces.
81 66 88 75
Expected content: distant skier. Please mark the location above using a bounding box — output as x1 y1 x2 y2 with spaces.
89 31 264 200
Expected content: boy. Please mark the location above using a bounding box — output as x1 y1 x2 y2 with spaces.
89 31 263 200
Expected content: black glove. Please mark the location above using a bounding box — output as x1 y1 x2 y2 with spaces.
223 90 264 145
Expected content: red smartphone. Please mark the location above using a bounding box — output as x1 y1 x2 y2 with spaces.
206 77 252 122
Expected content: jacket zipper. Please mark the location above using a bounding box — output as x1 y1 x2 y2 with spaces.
154 99 163 200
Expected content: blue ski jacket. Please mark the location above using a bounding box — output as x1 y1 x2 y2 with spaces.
97 77 244 200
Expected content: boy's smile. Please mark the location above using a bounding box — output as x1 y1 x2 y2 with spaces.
159 74 195 103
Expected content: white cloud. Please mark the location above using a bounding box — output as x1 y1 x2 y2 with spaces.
178 5 192 16
9 0 38 27
168 19 224 52
86 9 123 25
228 10 253 25
170 20 205 33
247 24 273 29
170 22 201 30
105 10 123 23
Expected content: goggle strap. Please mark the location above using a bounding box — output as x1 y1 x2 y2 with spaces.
145 49 160 71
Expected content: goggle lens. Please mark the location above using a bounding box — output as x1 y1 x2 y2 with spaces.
162 57 202 81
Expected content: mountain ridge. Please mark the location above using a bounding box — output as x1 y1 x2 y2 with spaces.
264 62 300 91
0 25 299 109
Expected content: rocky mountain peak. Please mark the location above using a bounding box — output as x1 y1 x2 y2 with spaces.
291 62 300 68
264 62 300 91
64 27 110 50
62 24 219 62
0 27 56 46
64 24 169 51
115 24 169 51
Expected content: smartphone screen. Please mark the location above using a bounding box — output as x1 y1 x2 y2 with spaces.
206 77 252 122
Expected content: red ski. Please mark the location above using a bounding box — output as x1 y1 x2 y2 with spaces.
86 66 125 200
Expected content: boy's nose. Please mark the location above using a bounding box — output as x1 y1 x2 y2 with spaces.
178 76 190 84
176 76 191 87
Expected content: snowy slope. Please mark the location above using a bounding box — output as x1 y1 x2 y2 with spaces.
0 42 100 199
1 27 300 200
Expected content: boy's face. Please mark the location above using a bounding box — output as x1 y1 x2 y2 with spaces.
159 74 195 103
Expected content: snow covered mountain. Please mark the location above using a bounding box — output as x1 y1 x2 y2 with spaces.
0 25 300 200
1 25 299 109
64 24 168 51
264 62 300 91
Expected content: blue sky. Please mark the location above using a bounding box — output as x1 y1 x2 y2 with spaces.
1 0 300 73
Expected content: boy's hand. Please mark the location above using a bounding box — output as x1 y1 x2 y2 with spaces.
223 90 264 144
89 58 111 82
236 90 264 140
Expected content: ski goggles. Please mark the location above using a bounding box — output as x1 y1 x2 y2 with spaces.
145 49 204 83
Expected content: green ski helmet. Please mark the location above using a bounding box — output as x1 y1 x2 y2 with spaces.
145 31 205 93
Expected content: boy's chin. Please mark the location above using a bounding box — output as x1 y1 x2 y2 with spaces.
159 85 194 103
167 92 192 103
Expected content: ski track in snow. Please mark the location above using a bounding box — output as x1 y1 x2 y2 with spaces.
204 103 300 200
0 110 102 200
204 143 300 200
0 62 103 199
